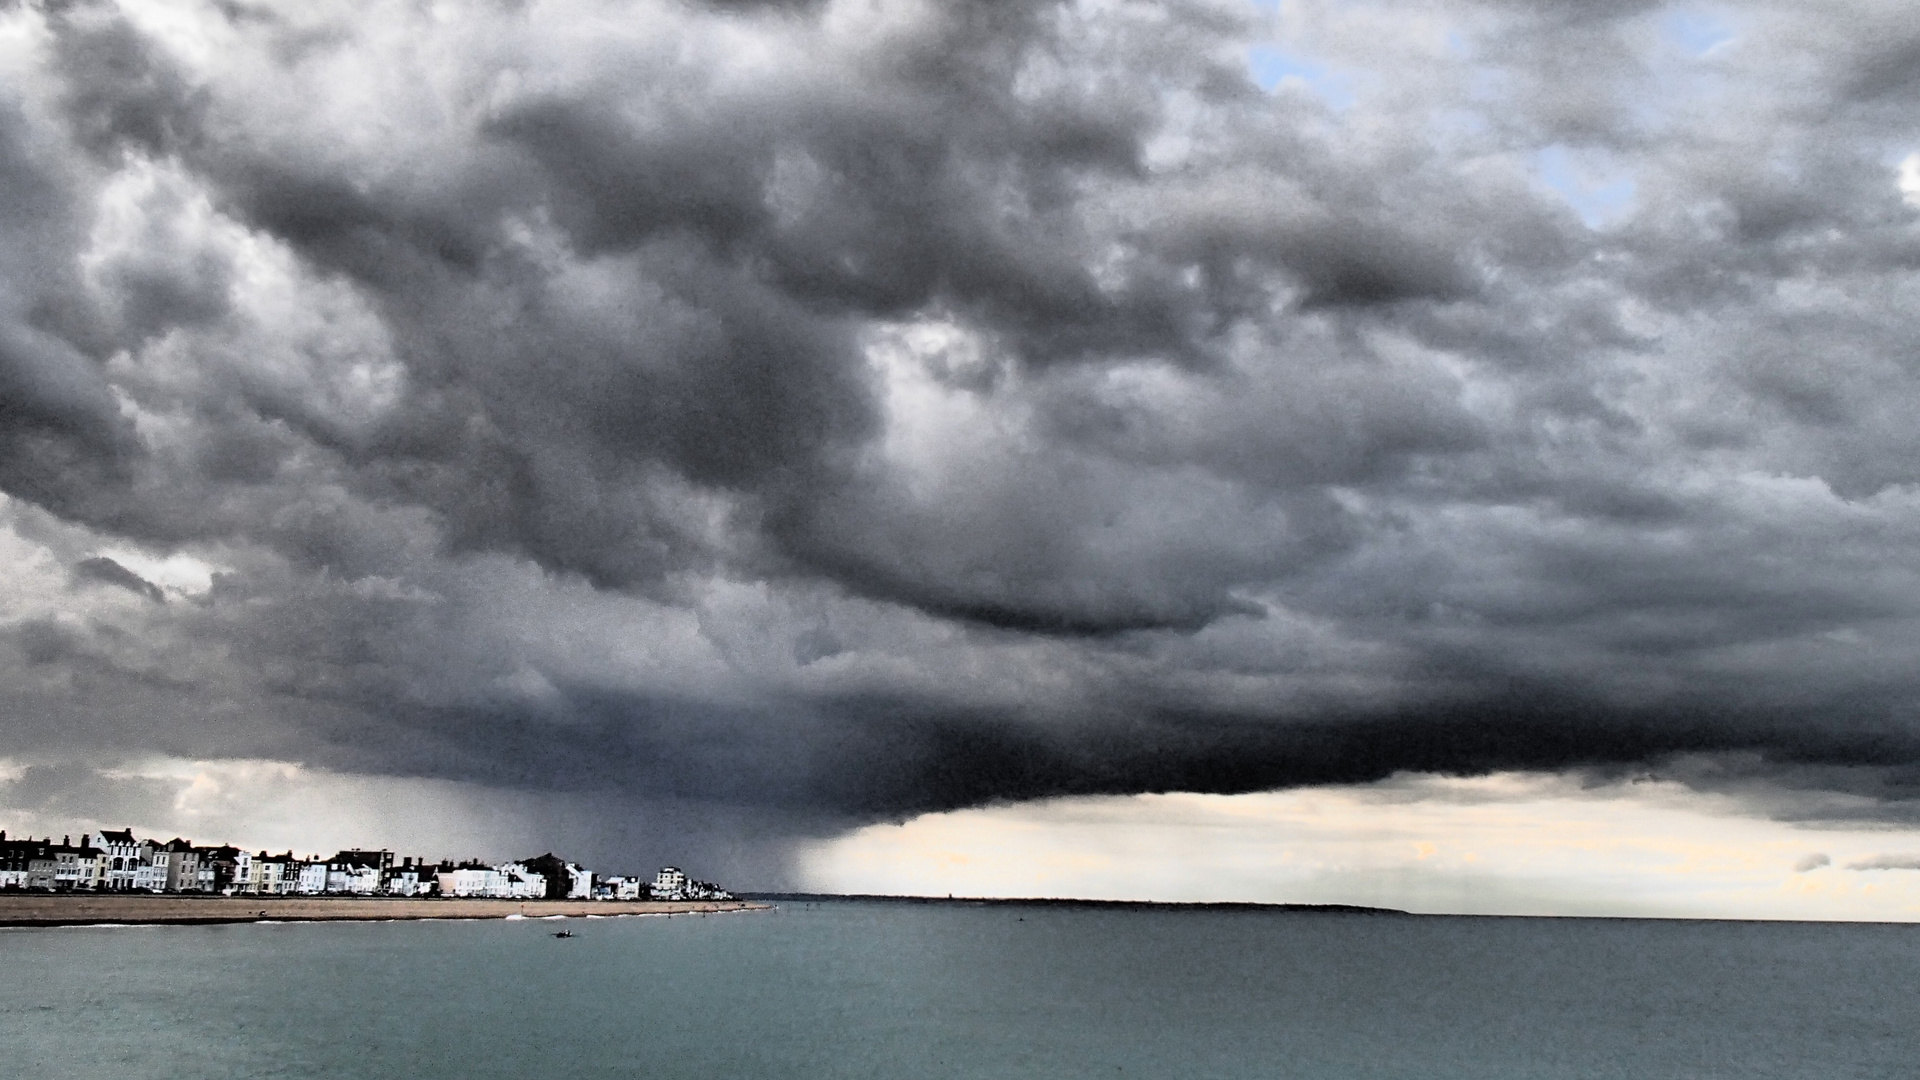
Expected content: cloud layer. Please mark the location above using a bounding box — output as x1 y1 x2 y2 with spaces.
799 772 1920 919
8 0 1920 882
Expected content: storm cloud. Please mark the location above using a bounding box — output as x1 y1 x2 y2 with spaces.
7 0 1920 883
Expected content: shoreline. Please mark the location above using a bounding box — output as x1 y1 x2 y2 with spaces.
0 894 770 927
746 893 1407 915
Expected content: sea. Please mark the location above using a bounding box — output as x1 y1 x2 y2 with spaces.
1 899 1914 1079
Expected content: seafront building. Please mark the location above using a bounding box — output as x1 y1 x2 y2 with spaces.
598 876 647 900
437 865 518 898
251 853 287 895
325 851 384 895
0 828 732 901
96 829 150 891
292 860 330 895
648 866 732 901
520 853 593 899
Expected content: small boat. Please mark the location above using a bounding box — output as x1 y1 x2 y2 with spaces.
552 929 575 938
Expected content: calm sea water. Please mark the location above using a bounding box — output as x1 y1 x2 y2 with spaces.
1 901 1915 1079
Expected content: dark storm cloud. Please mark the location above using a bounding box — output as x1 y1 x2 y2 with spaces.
10 0 1920 879
0 761 178 828
1847 854 1920 871
49 2 205 161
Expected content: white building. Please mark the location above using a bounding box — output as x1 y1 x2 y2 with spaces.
96 829 152 891
437 867 507 897
291 861 329 895
599 876 644 900
430 864 548 898
326 864 380 894
497 863 546 899
652 867 688 900
560 863 592 899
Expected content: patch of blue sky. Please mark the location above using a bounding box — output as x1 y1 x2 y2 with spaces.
1246 45 1354 109
1533 146 1637 229
1660 7 1736 57
1631 7 1740 135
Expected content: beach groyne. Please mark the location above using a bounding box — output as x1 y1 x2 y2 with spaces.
0 894 768 927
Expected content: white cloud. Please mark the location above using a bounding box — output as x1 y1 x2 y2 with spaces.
94 547 222 597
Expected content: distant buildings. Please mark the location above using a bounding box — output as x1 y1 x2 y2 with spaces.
0 835 91 890
597 876 647 900
0 828 732 902
435 865 508 898
653 866 688 897
519 854 593 899
383 860 432 897
435 863 546 899
648 865 732 901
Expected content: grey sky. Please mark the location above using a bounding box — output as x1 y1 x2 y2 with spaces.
6 0 1920 886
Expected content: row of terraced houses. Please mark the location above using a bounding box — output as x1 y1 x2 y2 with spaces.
0 829 732 902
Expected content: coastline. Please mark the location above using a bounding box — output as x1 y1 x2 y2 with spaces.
0 894 770 927
746 893 1406 915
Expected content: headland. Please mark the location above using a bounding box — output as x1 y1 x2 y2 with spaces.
0 894 768 927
